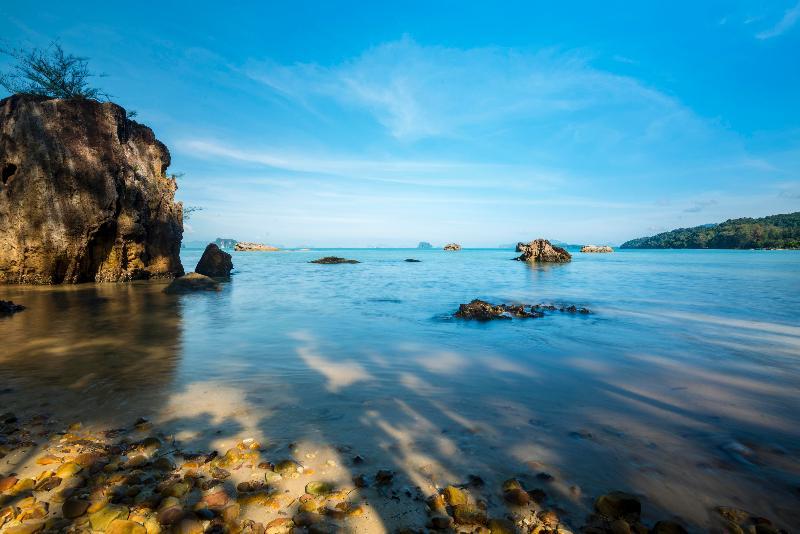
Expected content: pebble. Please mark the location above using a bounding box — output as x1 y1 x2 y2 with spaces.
62 498 90 518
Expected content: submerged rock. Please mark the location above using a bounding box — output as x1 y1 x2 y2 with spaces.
0 300 25 315
234 242 279 251
581 245 614 253
515 239 572 263
594 491 641 520
454 300 544 320
195 243 233 278
0 94 184 284
163 272 221 294
443 243 462 251
309 256 360 264
404 258 421 262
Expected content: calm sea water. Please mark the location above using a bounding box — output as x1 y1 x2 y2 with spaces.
2 248 799 529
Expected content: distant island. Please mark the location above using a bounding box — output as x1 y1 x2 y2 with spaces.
417 241 433 249
621 212 800 249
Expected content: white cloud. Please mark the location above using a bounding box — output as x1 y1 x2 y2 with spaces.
756 1 800 39
243 37 707 144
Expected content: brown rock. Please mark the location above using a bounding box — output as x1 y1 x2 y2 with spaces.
515 239 571 263
0 94 184 284
443 243 462 251
580 245 613 253
163 272 220 294
106 519 147 534
594 492 641 520
195 243 233 278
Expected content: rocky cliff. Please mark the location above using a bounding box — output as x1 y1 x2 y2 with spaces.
0 94 184 284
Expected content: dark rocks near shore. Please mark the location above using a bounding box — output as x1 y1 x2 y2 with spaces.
455 299 590 320
195 243 233 278
0 94 184 284
163 272 221 294
309 257 360 264
515 239 572 263
0 299 25 316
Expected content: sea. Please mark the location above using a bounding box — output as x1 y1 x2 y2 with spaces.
2 247 799 530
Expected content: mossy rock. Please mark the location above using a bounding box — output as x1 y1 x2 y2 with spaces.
452 504 488 525
305 481 334 495
89 504 129 531
443 485 469 506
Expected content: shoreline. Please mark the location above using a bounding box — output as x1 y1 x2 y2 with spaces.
1 410 778 534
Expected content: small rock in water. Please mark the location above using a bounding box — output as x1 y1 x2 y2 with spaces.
163 272 221 294
595 491 642 520
0 300 25 316
404 258 421 262
309 256 360 264
375 469 394 485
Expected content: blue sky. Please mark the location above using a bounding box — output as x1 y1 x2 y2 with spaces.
2 1 799 246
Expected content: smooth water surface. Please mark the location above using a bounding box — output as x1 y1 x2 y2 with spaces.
2 248 799 530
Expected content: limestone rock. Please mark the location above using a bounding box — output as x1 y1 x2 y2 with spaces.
194 243 233 278
0 94 184 284
163 272 220 294
417 242 433 249
580 245 613 253
443 243 462 251
515 239 571 263
234 242 278 251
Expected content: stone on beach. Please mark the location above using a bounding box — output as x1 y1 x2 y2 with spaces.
163 272 221 294
195 243 233 278
515 239 572 262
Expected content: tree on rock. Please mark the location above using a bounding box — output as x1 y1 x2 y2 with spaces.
0 43 109 100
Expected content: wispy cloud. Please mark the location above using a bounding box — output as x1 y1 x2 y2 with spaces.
756 1 800 39
177 138 564 190
243 37 706 144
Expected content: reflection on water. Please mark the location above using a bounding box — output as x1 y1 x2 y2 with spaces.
1 281 181 424
1 249 799 530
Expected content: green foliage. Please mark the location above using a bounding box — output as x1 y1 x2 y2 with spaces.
621 212 800 249
0 43 109 100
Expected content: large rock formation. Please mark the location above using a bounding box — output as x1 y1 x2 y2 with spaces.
0 95 184 284
234 241 278 251
515 239 571 263
195 243 233 278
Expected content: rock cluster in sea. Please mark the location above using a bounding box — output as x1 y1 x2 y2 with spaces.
515 239 572 263
580 245 614 253
0 300 25 316
233 242 279 252
195 244 233 278
0 94 184 284
455 299 590 320
443 243 462 251
309 257 360 264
